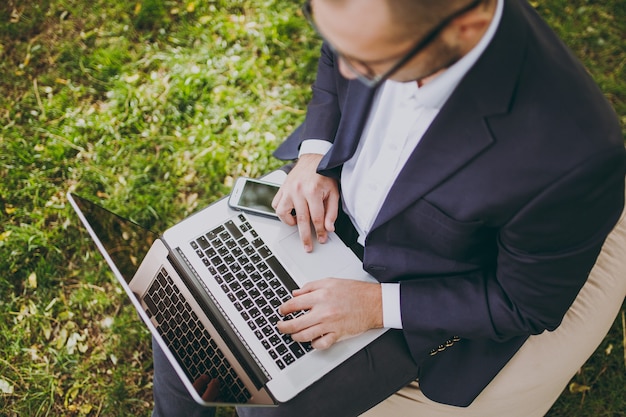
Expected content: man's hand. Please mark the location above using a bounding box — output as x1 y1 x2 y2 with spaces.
192 374 220 402
276 278 383 350
272 154 339 252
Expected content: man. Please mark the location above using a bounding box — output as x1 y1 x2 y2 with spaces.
153 0 626 416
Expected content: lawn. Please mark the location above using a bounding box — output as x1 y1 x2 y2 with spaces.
0 0 624 416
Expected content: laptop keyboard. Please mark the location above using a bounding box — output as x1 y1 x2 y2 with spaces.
144 268 251 403
191 213 313 371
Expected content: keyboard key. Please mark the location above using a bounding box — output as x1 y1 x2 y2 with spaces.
258 246 272 258
143 293 158 316
248 288 261 299
225 220 243 239
196 236 210 249
276 345 288 356
208 225 225 239
284 353 295 366
269 335 281 346
290 343 306 358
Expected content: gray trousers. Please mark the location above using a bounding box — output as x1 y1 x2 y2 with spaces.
152 331 418 417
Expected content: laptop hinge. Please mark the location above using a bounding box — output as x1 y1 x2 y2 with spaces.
166 251 270 390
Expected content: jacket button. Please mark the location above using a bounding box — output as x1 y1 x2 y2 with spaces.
366 265 387 272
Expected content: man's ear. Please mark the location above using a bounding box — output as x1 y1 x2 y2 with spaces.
444 3 494 47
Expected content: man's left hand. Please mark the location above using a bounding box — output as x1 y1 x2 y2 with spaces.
277 278 384 350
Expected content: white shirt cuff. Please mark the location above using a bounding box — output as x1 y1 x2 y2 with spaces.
298 139 333 157
381 283 402 329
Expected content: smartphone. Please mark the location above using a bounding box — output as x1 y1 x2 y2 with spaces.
228 177 281 219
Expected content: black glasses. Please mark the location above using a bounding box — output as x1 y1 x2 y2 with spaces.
303 0 482 88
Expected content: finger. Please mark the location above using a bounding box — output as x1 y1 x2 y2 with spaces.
278 296 311 317
293 199 314 252
277 313 317 335
324 189 339 233
192 374 220 402
274 196 297 227
289 325 325 343
278 284 320 315
202 378 220 402
310 332 338 350
307 192 329 244
278 208 297 226
192 374 210 392
271 188 282 210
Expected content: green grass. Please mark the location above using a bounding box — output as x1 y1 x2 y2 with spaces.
0 1 624 416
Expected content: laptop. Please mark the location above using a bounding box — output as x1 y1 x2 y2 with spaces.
67 170 387 407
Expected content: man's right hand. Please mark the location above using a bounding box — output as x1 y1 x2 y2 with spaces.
272 154 339 252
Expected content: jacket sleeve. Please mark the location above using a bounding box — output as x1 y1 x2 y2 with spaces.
273 43 342 160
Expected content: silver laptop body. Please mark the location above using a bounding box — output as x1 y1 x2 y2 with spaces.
68 172 386 407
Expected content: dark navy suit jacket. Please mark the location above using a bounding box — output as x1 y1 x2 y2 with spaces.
274 0 625 407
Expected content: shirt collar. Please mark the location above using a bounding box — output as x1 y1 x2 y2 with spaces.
386 0 504 110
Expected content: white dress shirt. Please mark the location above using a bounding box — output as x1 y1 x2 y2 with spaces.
299 0 504 328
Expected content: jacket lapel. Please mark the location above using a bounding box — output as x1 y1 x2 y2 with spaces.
371 0 528 231
371 100 495 230
318 82 377 172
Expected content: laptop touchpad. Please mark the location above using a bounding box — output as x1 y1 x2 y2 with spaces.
277 232 354 282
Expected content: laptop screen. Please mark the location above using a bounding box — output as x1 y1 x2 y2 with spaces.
70 194 157 284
